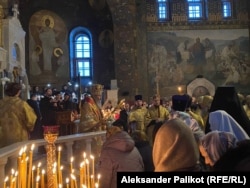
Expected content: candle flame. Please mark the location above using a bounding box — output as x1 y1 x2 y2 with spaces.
58 146 61 151
38 162 41 168
36 175 40 182
32 165 36 170
66 177 69 183
90 155 94 160
19 148 23 156
71 174 76 180
31 144 35 151
71 157 74 162
42 169 45 174
4 176 9 182
11 169 15 174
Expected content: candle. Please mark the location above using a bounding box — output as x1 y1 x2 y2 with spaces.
70 157 74 172
35 176 40 188
80 162 84 186
91 175 94 188
3 176 8 188
41 169 45 188
66 178 69 188
90 155 95 176
53 163 58 188
28 144 34 188
18 148 22 188
97 174 101 185
59 166 63 185
37 162 41 177
31 165 35 188
10 169 14 188
71 174 78 188
86 159 90 188
57 146 61 184
95 182 99 188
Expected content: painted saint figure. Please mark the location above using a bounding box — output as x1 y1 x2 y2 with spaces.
38 17 58 72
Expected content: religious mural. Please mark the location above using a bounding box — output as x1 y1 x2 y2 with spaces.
147 29 250 96
29 10 68 86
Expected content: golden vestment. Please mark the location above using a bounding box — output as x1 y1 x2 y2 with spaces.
145 105 170 145
0 96 37 148
79 96 105 132
128 106 148 132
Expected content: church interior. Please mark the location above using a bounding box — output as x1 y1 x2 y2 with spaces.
0 0 249 103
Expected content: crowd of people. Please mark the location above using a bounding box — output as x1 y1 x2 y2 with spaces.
0 82 250 188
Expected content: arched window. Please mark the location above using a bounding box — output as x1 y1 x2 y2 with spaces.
70 27 93 86
157 0 170 21
222 0 232 18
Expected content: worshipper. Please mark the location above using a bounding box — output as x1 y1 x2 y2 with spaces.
243 95 250 119
208 110 249 142
39 88 57 126
131 130 154 171
145 94 169 146
169 94 205 142
153 118 201 171
213 139 250 171
0 82 37 148
97 126 144 188
128 94 148 133
199 130 237 169
27 93 42 140
205 86 250 136
115 99 130 132
196 95 213 130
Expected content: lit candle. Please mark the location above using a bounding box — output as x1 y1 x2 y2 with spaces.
41 169 45 188
10 169 14 188
66 178 69 188
95 182 99 188
57 146 61 184
59 166 63 185
86 159 90 188
80 162 84 186
97 174 101 185
70 157 74 173
90 155 95 176
53 163 58 188
37 162 41 178
35 176 40 188
3 176 8 188
71 174 78 188
14 171 18 188
31 165 36 188
28 144 34 188
18 148 22 188
91 175 94 188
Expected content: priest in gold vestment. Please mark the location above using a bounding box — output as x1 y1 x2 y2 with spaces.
0 83 37 148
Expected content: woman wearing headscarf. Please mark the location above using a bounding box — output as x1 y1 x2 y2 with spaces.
199 130 237 168
97 126 144 188
208 110 249 142
205 86 250 136
153 118 201 171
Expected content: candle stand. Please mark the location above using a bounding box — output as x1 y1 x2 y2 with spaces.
43 125 59 188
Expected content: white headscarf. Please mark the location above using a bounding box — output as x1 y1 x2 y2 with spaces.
209 110 250 142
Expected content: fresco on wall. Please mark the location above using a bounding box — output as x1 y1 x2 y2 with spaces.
147 29 250 96
29 10 68 86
